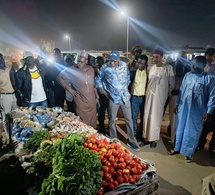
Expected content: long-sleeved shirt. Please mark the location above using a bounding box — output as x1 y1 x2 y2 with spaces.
95 61 130 104
0 67 14 93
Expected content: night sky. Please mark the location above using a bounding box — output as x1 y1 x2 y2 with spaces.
0 0 215 52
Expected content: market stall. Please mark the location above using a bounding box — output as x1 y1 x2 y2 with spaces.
9 106 159 195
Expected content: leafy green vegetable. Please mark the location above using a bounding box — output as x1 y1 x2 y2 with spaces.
39 134 102 195
24 130 51 152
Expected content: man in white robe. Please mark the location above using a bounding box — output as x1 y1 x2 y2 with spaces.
143 48 175 148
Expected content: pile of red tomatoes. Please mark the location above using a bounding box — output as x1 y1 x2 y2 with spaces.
84 134 148 195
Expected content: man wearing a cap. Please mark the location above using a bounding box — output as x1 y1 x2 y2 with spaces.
96 50 139 151
143 48 175 148
168 56 215 161
15 51 47 108
57 51 98 128
0 53 17 142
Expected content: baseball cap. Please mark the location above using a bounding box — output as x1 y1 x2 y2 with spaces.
23 51 34 59
108 50 120 61
153 47 164 56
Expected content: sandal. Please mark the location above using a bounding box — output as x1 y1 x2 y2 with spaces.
168 149 180 155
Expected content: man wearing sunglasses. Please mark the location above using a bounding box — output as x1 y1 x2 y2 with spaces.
96 50 139 151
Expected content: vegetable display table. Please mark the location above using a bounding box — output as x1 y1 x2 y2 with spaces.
11 107 159 195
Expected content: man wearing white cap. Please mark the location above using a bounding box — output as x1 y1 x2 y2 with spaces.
169 56 215 162
15 51 47 108
96 50 140 151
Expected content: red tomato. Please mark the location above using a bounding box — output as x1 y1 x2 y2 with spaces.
84 142 88 148
116 176 124 184
108 177 114 183
104 173 111 181
112 171 117 178
109 167 115 174
90 138 96 144
110 143 116 149
123 175 129 183
102 180 107 187
116 170 122 177
126 166 131 170
98 143 105 149
130 161 137 168
129 177 136 184
119 157 124 163
133 157 140 163
102 166 109 173
106 151 113 158
118 163 126 170
101 157 107 164
136 168 142 175
124 149 130 154
112 149 119 157
114 157 119 163
100 148 107 153
109 155 115 163
130 167 138 175
114 144 122 150
122 168 130 175
105 161 111 167
105 144 111 150
141 162 148 170
117 151 125 158
88 143 93 148
112 162 118 169
136 164 142 170
108 183 115 191
133 175 140 182
97 187 104 195
113 180 119 187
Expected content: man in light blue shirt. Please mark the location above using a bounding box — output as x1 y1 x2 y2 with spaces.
96 50 139 151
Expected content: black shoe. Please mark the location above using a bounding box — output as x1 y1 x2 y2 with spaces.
150 141 157 148
168 149 180 155
185 156 193 163
137 140 144 147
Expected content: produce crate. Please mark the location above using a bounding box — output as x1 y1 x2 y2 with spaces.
104 159 159 195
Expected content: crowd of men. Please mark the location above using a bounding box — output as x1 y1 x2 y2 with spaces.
0 46 215 160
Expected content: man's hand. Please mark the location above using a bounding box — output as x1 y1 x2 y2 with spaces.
203 113 212 123
174 106 178 114
98 88 109 99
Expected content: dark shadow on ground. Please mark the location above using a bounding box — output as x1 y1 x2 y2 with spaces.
152 176 192 195
161 134 215 167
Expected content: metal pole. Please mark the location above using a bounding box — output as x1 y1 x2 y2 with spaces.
126 18 129 58
69 38 71 51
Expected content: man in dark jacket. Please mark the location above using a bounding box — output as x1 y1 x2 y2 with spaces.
15 51 47 108
44 48 66 108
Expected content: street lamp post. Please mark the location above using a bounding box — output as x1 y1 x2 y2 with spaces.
121 11 129 58
65 35 71 51
126 17 129 58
